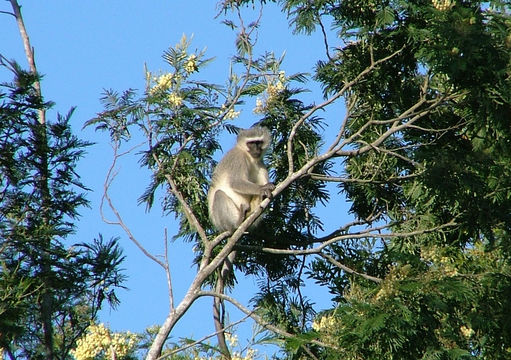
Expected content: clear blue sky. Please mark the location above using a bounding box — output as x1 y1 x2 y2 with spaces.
1 0 349 351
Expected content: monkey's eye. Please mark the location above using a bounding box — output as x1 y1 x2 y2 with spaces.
247 141 263 146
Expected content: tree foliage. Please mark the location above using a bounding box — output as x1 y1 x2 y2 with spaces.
33 1 511 359
0 63 127 359
276 0 511 359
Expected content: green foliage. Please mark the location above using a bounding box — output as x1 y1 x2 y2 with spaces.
0 65 127 359
87 35 222 241
310 244 511 360
276 0 511 359
88 2 511 359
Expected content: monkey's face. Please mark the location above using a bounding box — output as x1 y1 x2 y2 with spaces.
246 140 266 159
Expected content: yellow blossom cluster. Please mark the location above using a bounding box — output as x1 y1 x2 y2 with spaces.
168 92 184 108
432 0 454 11
374 280 397 301
312 314 340 346
184 54 198 74
149 73 174 95
253 98 265 114
312 314 338 332
225 332 239 347
70 323 138 360
253 71 287 114
374 265 413 301
266 80 285 99
421 246 459 277
231 348 257 360
460 325 475 338
221 104 241 120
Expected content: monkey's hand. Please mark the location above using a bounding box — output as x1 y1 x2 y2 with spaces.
260 182 275 199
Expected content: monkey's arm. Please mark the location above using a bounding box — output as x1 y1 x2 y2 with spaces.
229 177 264 195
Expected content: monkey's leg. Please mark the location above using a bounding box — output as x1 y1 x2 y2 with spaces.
212 190 246 232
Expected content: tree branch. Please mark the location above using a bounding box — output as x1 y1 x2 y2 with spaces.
157 314 252 360
9 0 45 124
197 291 339 351
237 219 458 256
101 140 166 268
318 253 382 283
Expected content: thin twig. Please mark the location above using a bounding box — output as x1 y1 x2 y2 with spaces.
164 228 174 311
101 140 165 268
319 253 382 283
237 219 457 256
286 44 406 175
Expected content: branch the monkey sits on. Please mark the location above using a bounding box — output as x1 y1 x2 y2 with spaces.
208 126 275 234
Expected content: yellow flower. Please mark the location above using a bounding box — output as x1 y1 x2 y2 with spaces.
70 323 138 360
432 0 454 11
149 73 174 95
168 92 183 107
157 73 173 89
266 81 285 99
225 332 239 347
253 98 265 114
245 348 257 360
225 108 240 120
312 314 337 332
278 70 286 83
460 325 475 338
184 54 198 73
221 103 240 119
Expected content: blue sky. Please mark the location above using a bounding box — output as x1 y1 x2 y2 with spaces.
1 0 350 351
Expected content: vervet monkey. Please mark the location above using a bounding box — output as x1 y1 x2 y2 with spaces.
208 126 275 233
208 126 274 358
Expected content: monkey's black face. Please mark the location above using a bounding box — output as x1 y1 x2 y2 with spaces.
246 140 265 158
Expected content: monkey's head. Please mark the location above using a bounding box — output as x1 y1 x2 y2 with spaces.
237 127 271 159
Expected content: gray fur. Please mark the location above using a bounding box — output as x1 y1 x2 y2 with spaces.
208 126 274 232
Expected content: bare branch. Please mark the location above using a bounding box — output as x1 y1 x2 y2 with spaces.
286 44 406 175
309 171 424 184
237 219 457 256
164 228 174 311
9 0 45 124
317 15 332 61
101 140 166 268
0 10 15 17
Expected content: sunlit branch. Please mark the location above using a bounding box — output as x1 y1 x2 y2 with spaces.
145 196 271 359
286 44 406 175
237 219 457 256
309 170 424 184
157 314 253 360
164 228 174 311
9 0 45 125
336 93 461 159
